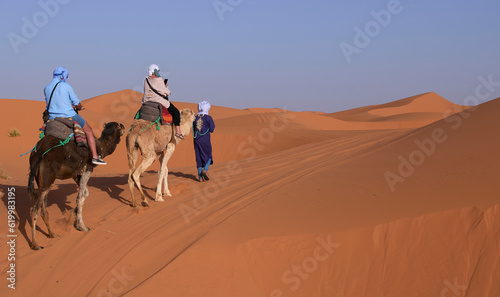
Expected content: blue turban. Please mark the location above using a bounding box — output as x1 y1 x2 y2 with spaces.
53 66 69 82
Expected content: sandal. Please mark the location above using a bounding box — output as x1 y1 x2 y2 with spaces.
175 133 185 140
201 170 210 181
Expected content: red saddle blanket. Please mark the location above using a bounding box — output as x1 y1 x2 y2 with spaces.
162 107 173 124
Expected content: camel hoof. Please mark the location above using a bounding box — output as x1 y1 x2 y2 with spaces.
48 233 59 238
76 226 90 232
141 202 150 207
31 245 44 250
155 197 165 202
163 193 172 197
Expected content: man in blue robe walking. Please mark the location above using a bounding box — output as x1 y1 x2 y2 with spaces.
193 101 215 182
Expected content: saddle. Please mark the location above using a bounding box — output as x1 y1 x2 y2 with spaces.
43 117 87 147
136 102 172 125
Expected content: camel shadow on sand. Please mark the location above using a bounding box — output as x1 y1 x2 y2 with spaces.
145 170 198 182
1 170 196 246
2 182 78 246
169 171 198 181
90 170 198 207
87 174 130 205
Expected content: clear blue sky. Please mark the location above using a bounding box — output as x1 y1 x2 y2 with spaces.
1 0 499 112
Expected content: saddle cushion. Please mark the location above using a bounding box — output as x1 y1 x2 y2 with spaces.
138 103 161 122
45 120 73 140
138 102 172 125
44 118 87 147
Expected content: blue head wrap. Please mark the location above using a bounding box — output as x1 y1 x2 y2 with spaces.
53 66 69 82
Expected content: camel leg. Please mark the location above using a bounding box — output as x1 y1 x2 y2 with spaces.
156 152 167 201
30 188 50 250
132 152 157 207
161 144 176 199
75 169 92 231
128 169 136 207
128 146 139 207
41 194 58 238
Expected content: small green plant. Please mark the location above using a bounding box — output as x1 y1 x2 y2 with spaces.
0 164 10 180
8 128 21 137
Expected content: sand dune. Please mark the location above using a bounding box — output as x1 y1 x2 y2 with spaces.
0 91 498 297
236 205 500 296
327 92 470 129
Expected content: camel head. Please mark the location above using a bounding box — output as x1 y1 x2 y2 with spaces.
97 122 125 158
171 109 195 145
180 108 196 124
101 122 126 137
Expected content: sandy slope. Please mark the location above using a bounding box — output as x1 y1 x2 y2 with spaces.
327 92 470 129
0 91 498 297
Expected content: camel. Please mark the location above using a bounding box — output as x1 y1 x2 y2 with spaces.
127 108 195 207
28 122 125 250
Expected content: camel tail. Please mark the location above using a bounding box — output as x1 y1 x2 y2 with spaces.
28 155 43 203
126 133 139 172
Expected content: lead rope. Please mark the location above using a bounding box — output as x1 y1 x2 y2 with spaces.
139 116 161 133
193 128 210 139
20 125 48 157
42 133 74 156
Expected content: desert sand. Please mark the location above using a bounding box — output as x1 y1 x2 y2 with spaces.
0 91 499 296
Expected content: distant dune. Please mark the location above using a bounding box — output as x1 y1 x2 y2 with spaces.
327 92 470 129
0 91 498 297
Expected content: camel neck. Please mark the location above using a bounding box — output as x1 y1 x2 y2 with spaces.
179 117 193 137
96 131 121 158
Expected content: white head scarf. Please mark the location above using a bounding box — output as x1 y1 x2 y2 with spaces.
198 101 211 115
148 64 161 77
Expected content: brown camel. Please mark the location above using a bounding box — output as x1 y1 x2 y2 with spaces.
127 108 195 207
28 122 125 250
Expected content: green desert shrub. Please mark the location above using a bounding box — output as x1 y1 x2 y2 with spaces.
0 164 9 180
8 128 21 137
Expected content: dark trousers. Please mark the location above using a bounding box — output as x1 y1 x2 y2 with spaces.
167 102 181 126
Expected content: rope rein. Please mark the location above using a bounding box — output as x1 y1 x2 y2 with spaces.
21 132 74 157
20 144 37 157
193 128 210 139
126 112 162 134
42 133 74 156
139 117 161 133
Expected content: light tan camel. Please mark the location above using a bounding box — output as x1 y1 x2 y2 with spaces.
126 108 195 207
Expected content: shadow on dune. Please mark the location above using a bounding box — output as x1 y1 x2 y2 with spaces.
142 169 198 183
170 171 198 182
87 174 130 205
1 168 198 246
88 174 163 206
2 182 76 246
88 170 197 206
